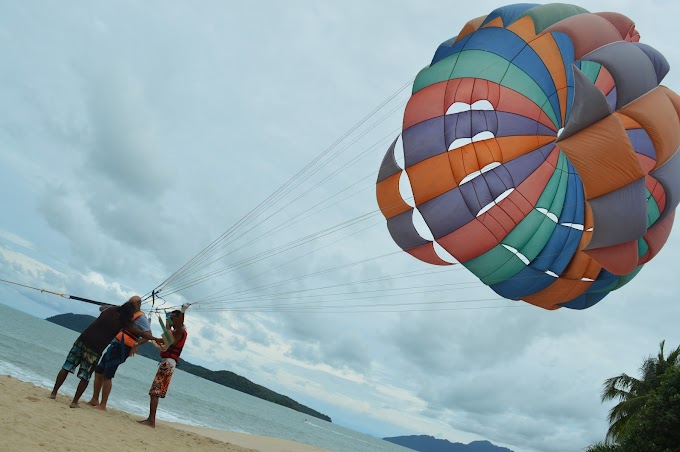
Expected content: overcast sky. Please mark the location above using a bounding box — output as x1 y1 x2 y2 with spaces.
1 1 680 451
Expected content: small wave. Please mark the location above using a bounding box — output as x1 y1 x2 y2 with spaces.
0 361 55 390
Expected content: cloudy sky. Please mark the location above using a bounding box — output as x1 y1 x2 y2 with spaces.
1 1 680 451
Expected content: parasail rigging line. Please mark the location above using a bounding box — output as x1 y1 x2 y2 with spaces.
150 161 584 306
160 223 602 313
156 209 383 297
153 155 447 297
177 247 601 309
157 126 402 293
195 295 510 309
190 302 529 314
192 282 488 307
151 180 592 314
167 215 389 305
148 79 413 298
192 265 461 305
153 114 405 296
155 182 589 303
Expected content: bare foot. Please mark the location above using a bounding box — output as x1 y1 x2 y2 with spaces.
138 419 155 428
48 393 57 400
69 402 80 408
87 399 99 407
94 405 107 411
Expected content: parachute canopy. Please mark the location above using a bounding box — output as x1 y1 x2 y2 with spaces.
376 3 680 310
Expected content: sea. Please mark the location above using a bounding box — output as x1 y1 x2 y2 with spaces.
0 303 411 452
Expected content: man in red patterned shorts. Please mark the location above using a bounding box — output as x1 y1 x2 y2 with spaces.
138 304 189 427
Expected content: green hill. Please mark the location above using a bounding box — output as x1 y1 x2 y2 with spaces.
47 313 331 422
383 436 514 452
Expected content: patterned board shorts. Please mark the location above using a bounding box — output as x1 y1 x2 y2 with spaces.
62 339 101 382
149 358 176 398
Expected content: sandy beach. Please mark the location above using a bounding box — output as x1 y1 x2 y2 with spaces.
0 374 331 452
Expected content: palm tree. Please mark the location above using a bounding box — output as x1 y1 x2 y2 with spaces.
600 340 680 442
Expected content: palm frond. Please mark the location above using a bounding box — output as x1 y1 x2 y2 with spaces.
601 374 638 402
600 340 680 445
665 345 680 366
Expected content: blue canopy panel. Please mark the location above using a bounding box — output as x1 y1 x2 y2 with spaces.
587 269 620 293
431 35 471 66
559 268 621 310
463 28 561 120
560 291 608 309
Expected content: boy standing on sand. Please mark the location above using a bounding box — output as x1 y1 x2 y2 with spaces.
138 304 189 428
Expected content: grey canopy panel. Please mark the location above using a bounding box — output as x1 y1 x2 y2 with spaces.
557 66 611 142
582 41 659 109
386 209 431 251
650 149 680 223
632 42 670 84
585 177 648 250
377 136 403 183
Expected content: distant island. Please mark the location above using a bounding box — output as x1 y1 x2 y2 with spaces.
46 313 331 422
383 435 514 452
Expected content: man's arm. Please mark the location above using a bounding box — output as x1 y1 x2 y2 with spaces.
127 325 158 341
130 335 150 356
133 316 152 347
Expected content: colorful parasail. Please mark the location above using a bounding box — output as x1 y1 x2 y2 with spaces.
376 3 680 310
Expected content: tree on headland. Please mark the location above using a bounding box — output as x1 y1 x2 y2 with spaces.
585 340 680 452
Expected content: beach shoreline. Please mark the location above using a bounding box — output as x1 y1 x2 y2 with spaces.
0 374 331 452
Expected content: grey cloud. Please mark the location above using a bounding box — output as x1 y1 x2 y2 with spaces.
229 335 248 352
287 341 323 363
79 67 172 201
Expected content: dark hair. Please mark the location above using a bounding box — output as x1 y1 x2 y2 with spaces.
117 301 136 327
170 310 181 317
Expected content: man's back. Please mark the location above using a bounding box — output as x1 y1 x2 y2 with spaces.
79 308 126 354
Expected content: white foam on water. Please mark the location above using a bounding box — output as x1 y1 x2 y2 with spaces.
0 360 55 390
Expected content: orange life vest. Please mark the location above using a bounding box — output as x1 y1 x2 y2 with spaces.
160 328 187 363
116 311 145 347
